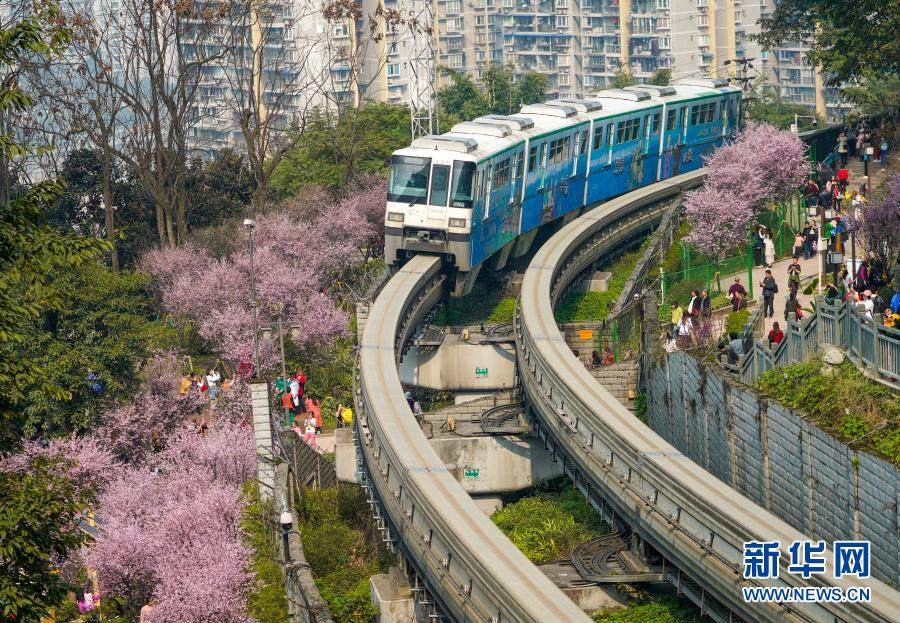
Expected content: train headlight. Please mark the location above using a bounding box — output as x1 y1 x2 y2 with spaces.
448 217 467 228
387 212 405 223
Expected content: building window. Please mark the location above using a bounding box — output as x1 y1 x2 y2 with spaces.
387 63 400 77
616 118 641 143
656 0 668 7
449 53 463 67
556 0 567 7
333 23 349 37
446 0 461 12
557 15 568 27
475 15 485 25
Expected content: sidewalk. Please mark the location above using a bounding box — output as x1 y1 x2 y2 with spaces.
737 148 896 337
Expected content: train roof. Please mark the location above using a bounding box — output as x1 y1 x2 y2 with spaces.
393 80 739 164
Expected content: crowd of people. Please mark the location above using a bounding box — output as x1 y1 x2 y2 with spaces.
836 118 892 169
179 368 232 400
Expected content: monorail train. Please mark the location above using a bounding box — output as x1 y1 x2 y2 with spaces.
384 78 741 294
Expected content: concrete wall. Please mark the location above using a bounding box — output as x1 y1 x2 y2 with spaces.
648 351 899 586
399 342 515 390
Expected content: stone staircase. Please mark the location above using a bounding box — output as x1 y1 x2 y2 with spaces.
588 362 638 411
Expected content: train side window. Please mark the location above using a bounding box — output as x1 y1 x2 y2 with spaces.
652 112 661 134
540 143 547 168
606 124 614 146
666 108 677 130
592 125 603 151
528 145 538 172
450 160 476 208
492 158 510 187
616 118 640 143
429 164 450 207
580 130 588 154
679 107 687 129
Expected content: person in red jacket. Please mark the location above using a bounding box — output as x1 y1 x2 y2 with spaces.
837 166 849 192
767 322 785 345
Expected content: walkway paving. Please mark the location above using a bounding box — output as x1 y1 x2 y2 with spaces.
736 149 896 337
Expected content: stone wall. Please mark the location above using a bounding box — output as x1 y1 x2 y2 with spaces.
648 351 899 586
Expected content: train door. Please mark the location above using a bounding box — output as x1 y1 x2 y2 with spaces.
427 162 451 222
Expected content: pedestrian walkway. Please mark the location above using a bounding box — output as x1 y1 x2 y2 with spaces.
731 148 896 337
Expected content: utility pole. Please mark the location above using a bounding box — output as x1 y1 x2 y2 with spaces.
724 58 755 131
408 0 438 139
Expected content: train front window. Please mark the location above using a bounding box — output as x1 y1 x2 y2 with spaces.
430 164 450 206
450 161 476 209
388 155 431 204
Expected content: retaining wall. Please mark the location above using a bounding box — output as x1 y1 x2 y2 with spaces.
648 351 899 586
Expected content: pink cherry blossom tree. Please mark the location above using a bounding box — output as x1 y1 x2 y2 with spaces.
685 122 809 258
142 182 383 371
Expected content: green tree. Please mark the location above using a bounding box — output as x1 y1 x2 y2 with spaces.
184 149 253 230
514 72 549 107
268 101 410 199
436 67 490 128
613 69 636 88
841 75 900 117
753 0 900 85
483 65 516 115
0 458 92 622
746 74 824 130
9 261 167 437
0 4 111 448
648 68 672 86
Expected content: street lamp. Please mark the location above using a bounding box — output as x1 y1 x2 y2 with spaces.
280 507 298 623
244 218 261 380
791 114 817 134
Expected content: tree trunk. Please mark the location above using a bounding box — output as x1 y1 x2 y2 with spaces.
155 202 167 249
176 188 187 245
101 144 119 270
165 207 176 249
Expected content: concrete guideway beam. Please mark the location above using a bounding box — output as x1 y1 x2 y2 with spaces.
516 170 900 623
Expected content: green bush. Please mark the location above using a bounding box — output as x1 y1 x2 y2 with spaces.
634 393 647 422
241 481 289 623
433 290 516 325
556 249 641 322
755 358 900 463
299 485 390 623
593 597 702 622
725 310 750 336
803 277 819 296
492 497 592 563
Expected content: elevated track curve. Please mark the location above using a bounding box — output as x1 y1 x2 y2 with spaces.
515 172 900 623
354 254 591 623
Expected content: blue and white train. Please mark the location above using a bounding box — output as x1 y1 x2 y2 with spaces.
384 78 741 294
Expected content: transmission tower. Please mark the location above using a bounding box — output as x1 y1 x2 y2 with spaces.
406 0 438 139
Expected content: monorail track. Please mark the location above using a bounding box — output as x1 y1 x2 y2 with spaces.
354 254 591 623
515 172 900 622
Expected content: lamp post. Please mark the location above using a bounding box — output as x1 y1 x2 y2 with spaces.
244 218 261 380
280 508 297 622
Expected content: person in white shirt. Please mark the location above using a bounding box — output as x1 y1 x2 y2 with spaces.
289 376 300 407
206 368 221 399
862 290 875 319
663 332 677 353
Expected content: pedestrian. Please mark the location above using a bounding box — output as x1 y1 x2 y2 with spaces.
837 165 849 192
837 132 848 167
787 256 801 297
405 390 415 412
670 302 683 335
793 230 805 257
591 350 602 367
140 599 157 623
752 227 765 268
413 399 423 418
303 415 317 448
856 260 870 291
206 368 220 400
833 181 843 212
728 277 746 312
305 396 322 434
603 347 615 365
892 292 900 314
340 404 353 428
295 371 307 413
804 178 819 204
291 417 304 438
677 314 692 340
801 222 812 260
274 373 286 396
180 374 191 395
289 374 300 409
767 322 785 345
763 230 775 268
699 289 711 319
280 388 294 423
688 289 701 325
663 331 678 353
728 331 745 356
760 269 778 318
806 222 818 258
717 341 739 368
825 284 839 305
784 294 803 321
880 136 889 166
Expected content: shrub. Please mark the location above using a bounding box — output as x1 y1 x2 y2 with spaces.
492 497 592 563
593 597 702 622
242 482 289 623
725 309 750 336
755 358 900 463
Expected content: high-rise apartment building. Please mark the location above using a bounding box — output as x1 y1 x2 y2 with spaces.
433 0 848 120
